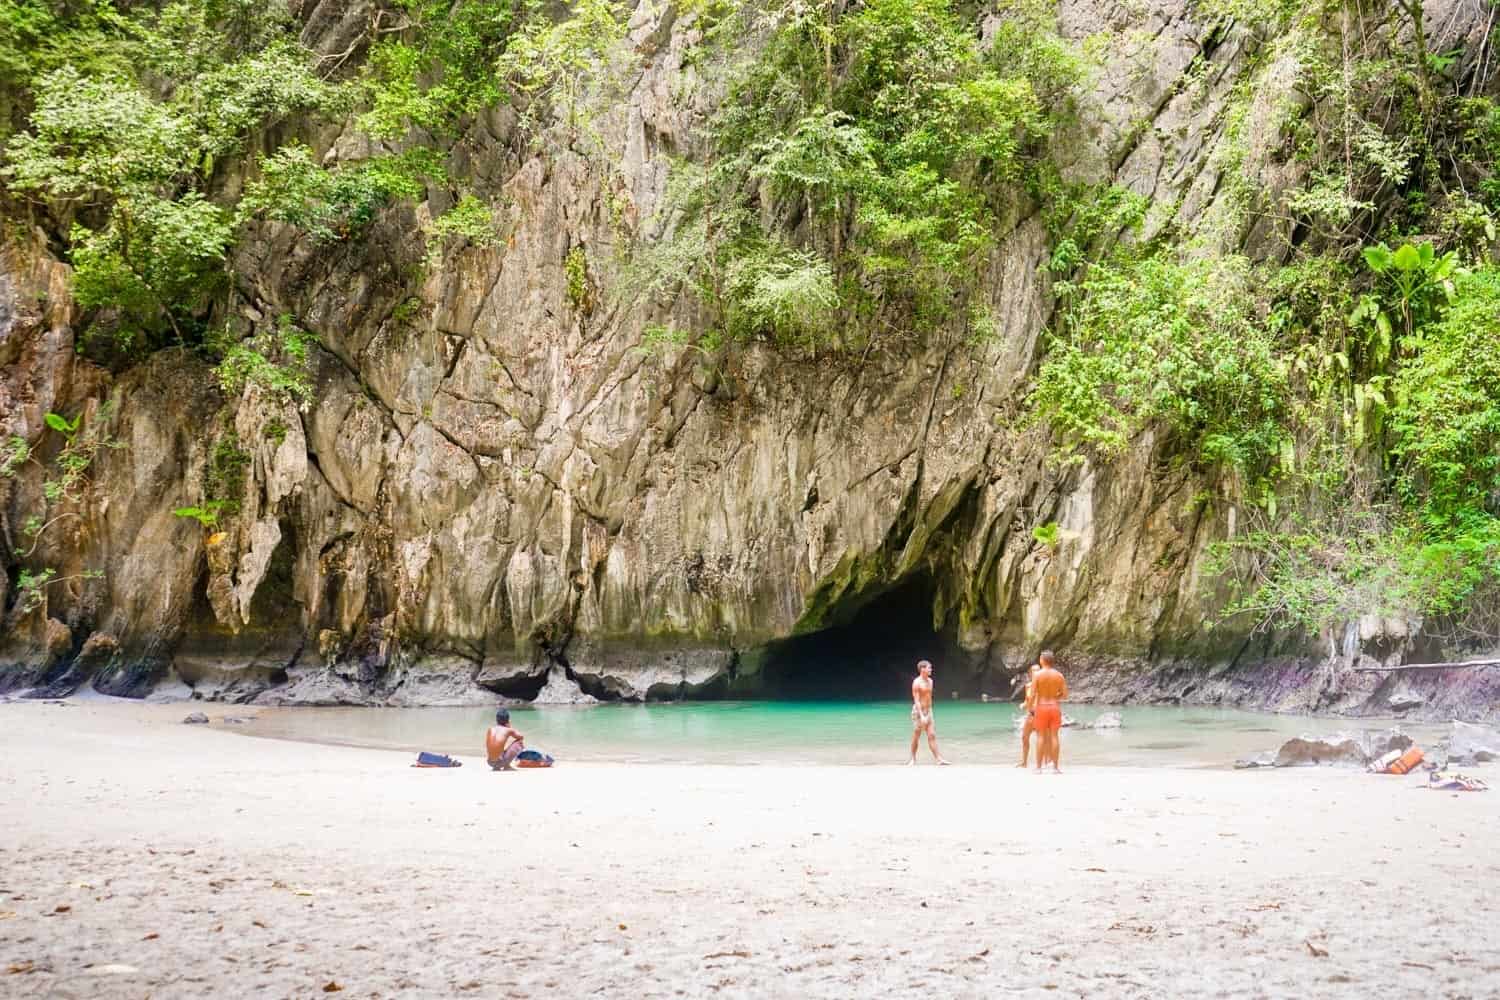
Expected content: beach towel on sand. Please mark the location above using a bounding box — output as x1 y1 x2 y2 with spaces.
412 751 462 768
1427 770 1487 791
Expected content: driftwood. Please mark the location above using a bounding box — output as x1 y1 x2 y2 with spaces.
1351 658 1500 673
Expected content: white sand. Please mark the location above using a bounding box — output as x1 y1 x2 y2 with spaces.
2 702 1498 999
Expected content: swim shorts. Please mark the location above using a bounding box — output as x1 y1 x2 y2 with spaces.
911 706 934 730
1033 703 1062 732
488 741 524 770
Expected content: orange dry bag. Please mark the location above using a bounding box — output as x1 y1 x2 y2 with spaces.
1387 746 1424 775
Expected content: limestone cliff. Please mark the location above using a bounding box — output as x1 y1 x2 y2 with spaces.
3 0 1497 716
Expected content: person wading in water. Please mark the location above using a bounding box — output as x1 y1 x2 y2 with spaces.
907 660 951 766
1032 650 1068 773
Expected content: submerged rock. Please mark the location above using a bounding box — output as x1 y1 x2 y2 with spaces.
1090 711 1123 730
1450 721 1500 764
182 711 209 724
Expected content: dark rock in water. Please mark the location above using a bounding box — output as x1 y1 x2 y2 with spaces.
1450 721 1500 764
182 711 209 724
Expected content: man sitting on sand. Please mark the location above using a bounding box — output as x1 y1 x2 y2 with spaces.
907 660 951 766
486 708 525 771
1017 662 1039 768
1032 651 1068 773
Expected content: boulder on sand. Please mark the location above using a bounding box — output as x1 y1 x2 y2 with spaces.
1271 728 1412 767
1449 721 1500 764
182 711 209 724
1274 735 1368 767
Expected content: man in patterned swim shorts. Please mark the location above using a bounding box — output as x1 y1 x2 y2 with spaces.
907 660 951 766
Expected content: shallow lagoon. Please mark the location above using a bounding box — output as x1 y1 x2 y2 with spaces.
244 701 1441 768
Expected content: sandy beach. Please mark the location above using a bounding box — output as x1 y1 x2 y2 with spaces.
2 702 1499 998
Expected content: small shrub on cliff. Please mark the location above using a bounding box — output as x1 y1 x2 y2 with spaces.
238 143 441 244
424 194 503 266
209 315 316 409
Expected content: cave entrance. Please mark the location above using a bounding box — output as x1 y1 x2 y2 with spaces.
755 574 960 700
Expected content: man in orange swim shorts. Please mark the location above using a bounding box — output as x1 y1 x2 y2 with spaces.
1032 650 1068 773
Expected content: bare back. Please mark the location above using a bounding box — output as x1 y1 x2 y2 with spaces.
1033 667 1068 704
485 724 522 761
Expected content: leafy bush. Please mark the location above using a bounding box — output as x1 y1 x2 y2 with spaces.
210 315 317 408
1032 253 1288 474
1390 267 1500 527
238 143 440 244
1 5 338 347
423 194 501 266
630 0 1081 350
361 0 522 139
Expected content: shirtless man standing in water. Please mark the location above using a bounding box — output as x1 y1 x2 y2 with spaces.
907 660 951 765
1032 650 1069 773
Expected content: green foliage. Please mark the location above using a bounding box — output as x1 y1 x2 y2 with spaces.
209 315 317 408
360 0 521 139
0 3 339 347
497 0 630 132
1031 521 1060 546
632 0 1082 350
173 501 228 529
14 566 56 615
1216 509 1500 635
238 143 441 244
12 565 105 616
1390 267 1500 527
425 193 502 265
41 401 118 505
1033 252 1288 475
0 435 28 477
43 411 80 439
204 434 251 515
564 245 592 312
1353 240 1459 347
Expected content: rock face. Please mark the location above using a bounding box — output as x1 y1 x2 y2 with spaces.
2 0 1499 710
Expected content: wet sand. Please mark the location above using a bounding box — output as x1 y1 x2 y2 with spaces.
2 701 1498 998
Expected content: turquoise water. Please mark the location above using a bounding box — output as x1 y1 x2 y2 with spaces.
243 701 1442 768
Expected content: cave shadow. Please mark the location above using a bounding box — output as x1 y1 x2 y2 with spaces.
754 574 963 700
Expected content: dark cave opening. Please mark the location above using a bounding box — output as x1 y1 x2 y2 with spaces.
754 574 964 700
